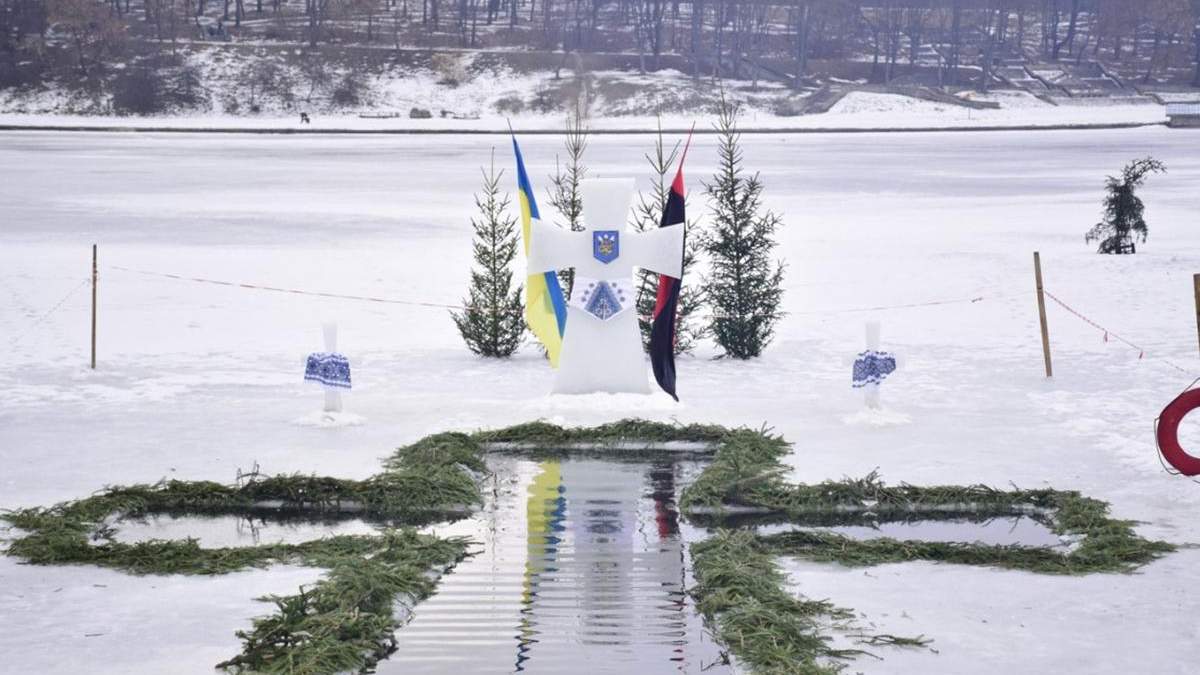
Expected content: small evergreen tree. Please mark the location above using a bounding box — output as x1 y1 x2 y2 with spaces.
547 112 588 297
1085 157 1166 254
703 97 785 359
452 152 525 357
631 122 706 354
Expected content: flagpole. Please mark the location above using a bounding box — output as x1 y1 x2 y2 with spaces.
678 122 696 170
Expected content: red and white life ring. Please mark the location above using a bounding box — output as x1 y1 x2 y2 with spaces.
1157 388 1200 476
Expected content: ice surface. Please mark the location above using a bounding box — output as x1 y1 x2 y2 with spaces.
291 410 367 427
3 127 1200 673
842 407 913 427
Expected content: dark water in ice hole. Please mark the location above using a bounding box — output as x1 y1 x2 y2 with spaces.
755 516 1066 547
107 513 380 548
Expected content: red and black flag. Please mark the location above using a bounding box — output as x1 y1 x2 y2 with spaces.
649 134 692 401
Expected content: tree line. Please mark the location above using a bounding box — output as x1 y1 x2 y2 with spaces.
4 0 1200 89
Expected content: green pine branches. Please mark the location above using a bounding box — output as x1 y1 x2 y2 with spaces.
703 97 786 359
452 151 525 358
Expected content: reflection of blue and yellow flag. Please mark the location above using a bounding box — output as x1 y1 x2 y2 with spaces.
516 460 564 669
511 135 567 367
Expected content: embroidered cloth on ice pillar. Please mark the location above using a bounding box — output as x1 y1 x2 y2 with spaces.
852 350 896 388
305 352 352 389
527 178 684 395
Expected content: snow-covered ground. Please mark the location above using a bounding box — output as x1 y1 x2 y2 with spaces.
3 126 1200 673
0 79 1171 132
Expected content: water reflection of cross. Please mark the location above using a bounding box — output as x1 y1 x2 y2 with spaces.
528 179 684 395
508 456 705 671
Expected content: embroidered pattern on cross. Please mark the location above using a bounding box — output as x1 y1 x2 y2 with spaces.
570 276 633 321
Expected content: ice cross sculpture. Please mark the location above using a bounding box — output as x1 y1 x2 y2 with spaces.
528 178 684 395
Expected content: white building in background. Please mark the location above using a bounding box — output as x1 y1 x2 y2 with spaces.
1166 102 1200 128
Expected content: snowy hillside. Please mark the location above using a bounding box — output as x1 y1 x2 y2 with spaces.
0 44 1175 131
0 83 1171 131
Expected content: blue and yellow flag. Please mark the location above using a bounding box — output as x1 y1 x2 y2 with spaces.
511 135 567 367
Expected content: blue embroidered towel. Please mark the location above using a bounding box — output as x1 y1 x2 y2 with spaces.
852 350 896 388
305 352 352 389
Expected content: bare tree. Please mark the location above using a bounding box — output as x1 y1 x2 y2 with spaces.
1142 0 1191 83
882 1 903 82
306 0 333 45
633 0 666 72
1052 0 1079 59
793 1 811 83
980 3 1009 93
48 0 126 74
1192 0 1200 85
905 6 930 68
947 0 963 84
1096 0 1137 61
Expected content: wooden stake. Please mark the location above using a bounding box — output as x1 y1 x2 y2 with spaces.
91 244 97 370
1193 273 1200 356
1034 251 1052 378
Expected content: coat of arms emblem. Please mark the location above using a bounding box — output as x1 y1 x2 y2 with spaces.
592 230 620 264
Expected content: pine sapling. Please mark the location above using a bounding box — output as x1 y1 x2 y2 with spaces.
1085 157 1166 254
631 121 706 354
452 152 525 357
703 96 786 359
547 112 588 296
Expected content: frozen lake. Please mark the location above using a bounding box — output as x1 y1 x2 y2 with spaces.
3 127 1200 673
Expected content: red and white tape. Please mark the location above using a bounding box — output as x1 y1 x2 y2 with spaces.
1044 289 1192 376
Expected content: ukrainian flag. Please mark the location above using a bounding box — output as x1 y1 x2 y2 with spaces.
511 135 567 367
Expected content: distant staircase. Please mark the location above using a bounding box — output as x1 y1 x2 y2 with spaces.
1002 57 1147 101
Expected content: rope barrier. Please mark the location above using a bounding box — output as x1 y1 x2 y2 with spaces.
111 265 473 311
7 277 92 349
788 293 1013 316
1044 289 1194 376
112 265 1012 320
12 265 1189 388
1041 289 1200 480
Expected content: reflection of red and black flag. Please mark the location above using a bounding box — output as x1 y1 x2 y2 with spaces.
649 135 692 401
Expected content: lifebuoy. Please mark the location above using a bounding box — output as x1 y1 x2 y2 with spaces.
1156 388 1200 476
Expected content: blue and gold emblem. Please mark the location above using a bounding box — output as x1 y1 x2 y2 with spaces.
592 230 619 264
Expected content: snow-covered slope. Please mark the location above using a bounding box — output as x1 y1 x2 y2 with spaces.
0 60 1170 131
